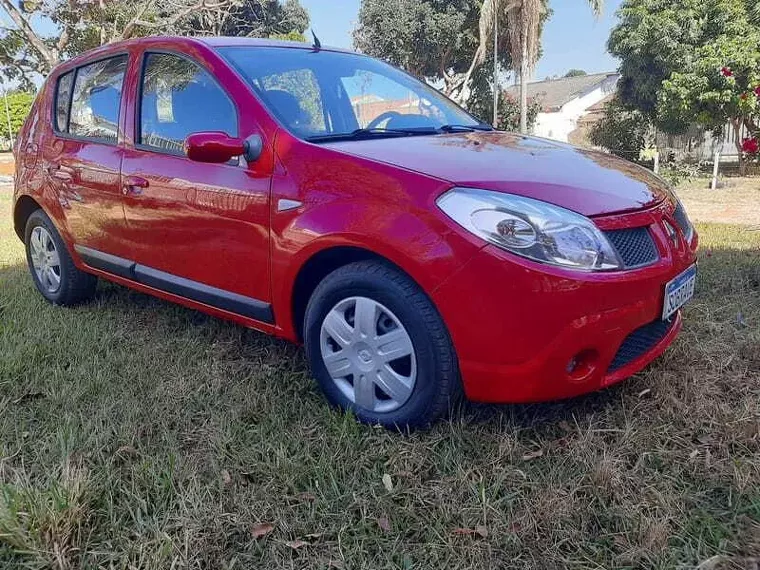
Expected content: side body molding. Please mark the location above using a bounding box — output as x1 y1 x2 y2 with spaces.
74 245 274 324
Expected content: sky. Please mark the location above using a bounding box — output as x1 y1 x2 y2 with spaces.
300 0 625 81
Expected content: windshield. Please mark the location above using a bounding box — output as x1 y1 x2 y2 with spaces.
218 46 485 141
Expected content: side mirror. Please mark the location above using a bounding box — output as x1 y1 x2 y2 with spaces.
185 132 264 164
185 132 245 163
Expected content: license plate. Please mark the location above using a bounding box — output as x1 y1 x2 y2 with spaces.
662 264 697 320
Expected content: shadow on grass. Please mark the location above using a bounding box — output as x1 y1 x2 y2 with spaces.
0 256 679 433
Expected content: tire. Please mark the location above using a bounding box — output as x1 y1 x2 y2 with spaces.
304 260 460 429
24 209 97 306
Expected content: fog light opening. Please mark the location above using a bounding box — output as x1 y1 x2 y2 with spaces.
566 349 598 381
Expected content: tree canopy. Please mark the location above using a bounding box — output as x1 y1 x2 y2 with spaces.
0 0 309 89
608 0 759 168
352 0 513 106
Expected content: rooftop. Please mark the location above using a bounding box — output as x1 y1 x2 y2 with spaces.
505 72 619 112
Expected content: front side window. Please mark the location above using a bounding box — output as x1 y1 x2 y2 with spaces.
259 69 327 135
219 46 484 141
139 53 238 154
69 56 127 143
54 71 74 132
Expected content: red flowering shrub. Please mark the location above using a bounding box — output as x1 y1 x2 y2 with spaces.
742 137 759 156
720 66 733 77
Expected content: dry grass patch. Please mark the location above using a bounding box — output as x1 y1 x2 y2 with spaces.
677 177 760 226
1 187 759 568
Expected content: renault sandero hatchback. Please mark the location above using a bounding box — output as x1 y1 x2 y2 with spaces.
13 37 698 428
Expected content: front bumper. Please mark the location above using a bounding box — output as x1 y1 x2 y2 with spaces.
432 204 698 403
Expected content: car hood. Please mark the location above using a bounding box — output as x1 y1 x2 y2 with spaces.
324 131 671 217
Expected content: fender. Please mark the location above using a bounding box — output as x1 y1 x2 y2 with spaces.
270 196 483 342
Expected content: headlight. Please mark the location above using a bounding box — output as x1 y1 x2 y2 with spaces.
437 188 623 271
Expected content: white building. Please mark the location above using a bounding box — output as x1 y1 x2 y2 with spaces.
506 72 620 143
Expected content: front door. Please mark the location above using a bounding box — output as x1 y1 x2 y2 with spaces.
120 51 272 322
42 55 131 259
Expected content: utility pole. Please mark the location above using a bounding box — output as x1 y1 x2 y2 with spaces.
2 84 12 149
492 0 499 128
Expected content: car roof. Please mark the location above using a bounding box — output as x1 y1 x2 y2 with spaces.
198 36 354 54
54 35 355 73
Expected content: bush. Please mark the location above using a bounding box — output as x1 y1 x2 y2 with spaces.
589 98 652 161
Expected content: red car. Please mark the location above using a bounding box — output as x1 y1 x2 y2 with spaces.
13 37 698 428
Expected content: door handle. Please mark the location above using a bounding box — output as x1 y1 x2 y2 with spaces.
122 175 149 196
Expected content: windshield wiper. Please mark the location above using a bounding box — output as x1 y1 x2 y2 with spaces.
306 127 437 143
439 123 494 133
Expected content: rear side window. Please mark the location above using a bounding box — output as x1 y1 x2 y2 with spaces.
54 71 74 132
68 55 127 143
139 53 237 154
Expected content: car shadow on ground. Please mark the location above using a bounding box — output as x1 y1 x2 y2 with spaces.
1 257 643 433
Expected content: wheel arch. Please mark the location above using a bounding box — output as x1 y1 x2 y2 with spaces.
13 195 43 240
290 245 423 342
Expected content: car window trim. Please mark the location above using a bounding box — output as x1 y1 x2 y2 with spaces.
51 52 130 147
134 49 240 158
52 70 74 134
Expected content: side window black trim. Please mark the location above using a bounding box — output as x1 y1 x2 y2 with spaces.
50 52 129 147
52 70 75 134
135 50 240 157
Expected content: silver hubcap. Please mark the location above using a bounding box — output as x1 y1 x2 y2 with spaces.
320 296 417 413
29 226 61 294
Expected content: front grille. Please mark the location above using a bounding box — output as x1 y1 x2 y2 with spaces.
609 317 675 372
673 202 693 241
604 227 658 269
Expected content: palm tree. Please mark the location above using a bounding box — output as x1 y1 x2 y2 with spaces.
478 0 604 133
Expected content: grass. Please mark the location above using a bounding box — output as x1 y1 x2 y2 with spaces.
1 187 759 569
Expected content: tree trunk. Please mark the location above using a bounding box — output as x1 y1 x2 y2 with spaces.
99 0 107 45
492 0 499 128
0 0 57 72
731 118 747 177
519 30 528 134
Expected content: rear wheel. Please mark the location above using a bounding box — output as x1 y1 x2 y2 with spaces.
304 260 459 429
24 209 97 305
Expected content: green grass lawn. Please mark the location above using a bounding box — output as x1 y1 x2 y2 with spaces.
1 189 759 569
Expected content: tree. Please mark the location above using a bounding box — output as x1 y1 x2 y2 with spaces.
493 0 601 133
564 68 587 77
352 0 513 105
186 0 308 38
608 0 705 121
0 0 309 88
609 0 759 173
0 90 33 145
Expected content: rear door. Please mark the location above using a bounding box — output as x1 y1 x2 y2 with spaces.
42 55 131 259
119 50 272 322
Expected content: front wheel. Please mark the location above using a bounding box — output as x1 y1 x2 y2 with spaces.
304 260 460 429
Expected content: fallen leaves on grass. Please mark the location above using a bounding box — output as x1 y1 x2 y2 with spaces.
251 523 275 539
284 540 308 549
377 516 391 532
521 449 544 461
452 525 489 538
382 473 393 491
